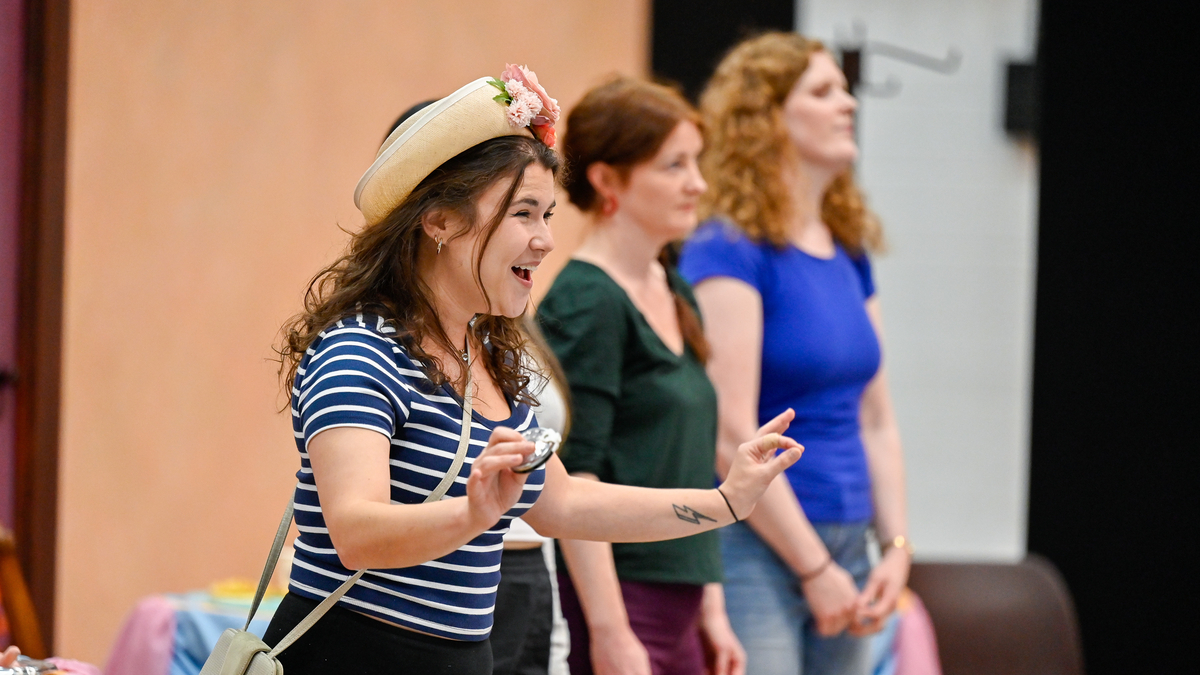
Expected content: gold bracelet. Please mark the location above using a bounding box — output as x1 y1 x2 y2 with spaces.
881 535 914 557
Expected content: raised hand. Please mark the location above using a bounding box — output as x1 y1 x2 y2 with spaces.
466 427 533 527
1 646 20 668
719 425 804 520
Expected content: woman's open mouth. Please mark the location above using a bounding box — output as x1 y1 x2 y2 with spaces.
512 265 536 287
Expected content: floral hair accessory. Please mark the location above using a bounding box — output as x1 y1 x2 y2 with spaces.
488 64 559 147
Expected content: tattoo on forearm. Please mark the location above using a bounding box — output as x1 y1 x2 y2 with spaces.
673 504 717 525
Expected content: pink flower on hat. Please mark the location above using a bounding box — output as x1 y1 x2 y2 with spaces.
488 64 559 147
504 79 544 121
501 64 560 124
505 94 537 128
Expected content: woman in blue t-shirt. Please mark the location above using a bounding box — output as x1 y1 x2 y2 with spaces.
262 67 803 675
679 34 912 675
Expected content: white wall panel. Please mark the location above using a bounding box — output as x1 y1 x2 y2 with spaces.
800 0 1040 560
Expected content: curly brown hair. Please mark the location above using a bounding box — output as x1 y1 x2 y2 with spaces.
277 135 560 405
699 31 882 253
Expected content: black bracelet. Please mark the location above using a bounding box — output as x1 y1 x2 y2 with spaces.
799 556 833 583
715 487 739 523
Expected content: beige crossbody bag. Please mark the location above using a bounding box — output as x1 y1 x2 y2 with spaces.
200 357 475 675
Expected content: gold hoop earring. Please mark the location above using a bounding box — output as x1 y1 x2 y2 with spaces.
436 237 443 254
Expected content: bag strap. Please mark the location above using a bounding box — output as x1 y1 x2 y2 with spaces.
267 569 365 656
243 497 296 631
246 341 477 649
429 358 474 503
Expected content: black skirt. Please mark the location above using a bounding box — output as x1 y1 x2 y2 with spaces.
490 547 553 675
263 592 492 674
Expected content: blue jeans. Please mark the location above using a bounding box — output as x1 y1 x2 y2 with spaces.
721 520 873 675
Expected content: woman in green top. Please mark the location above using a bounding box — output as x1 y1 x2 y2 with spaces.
538 78 795 675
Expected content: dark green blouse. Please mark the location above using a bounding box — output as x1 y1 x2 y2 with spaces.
537 259 721 585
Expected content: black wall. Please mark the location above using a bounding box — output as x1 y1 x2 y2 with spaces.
651 0 794 101
1028 2 1198 672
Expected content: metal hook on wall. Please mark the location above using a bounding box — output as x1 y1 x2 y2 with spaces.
836 20 962 98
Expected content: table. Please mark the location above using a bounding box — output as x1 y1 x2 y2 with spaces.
105 590 280 675
106 587 940 675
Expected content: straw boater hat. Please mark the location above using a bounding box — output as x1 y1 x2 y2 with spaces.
354 65 560 227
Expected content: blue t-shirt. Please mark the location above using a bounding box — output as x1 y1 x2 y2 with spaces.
679 220 880 523
288 314 546 641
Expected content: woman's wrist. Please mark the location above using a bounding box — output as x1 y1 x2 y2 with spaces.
464 496 502 534
715 487 740 523
798 555 833 583
715 479 755 524
700 583 728 621
879 534 914 558
589 615 636 637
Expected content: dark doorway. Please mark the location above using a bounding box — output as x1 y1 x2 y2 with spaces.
1028 1 1197 673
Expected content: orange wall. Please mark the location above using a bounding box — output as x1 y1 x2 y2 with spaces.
57 0 646 663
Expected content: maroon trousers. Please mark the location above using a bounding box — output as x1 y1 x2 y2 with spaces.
557 572 705 675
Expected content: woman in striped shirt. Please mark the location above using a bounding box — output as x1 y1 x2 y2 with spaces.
261 70 804 675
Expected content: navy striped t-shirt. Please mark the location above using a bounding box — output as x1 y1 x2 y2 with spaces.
288 314 546 641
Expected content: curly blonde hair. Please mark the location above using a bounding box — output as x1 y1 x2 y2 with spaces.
699 31 882 253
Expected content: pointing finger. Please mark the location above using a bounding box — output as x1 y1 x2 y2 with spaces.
757 408 795 436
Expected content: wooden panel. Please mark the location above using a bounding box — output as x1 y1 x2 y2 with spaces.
14 0 70 653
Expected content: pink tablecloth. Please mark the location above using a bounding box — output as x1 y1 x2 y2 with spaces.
104 595 176 675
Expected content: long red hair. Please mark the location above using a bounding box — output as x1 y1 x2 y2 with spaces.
561 76 710 362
